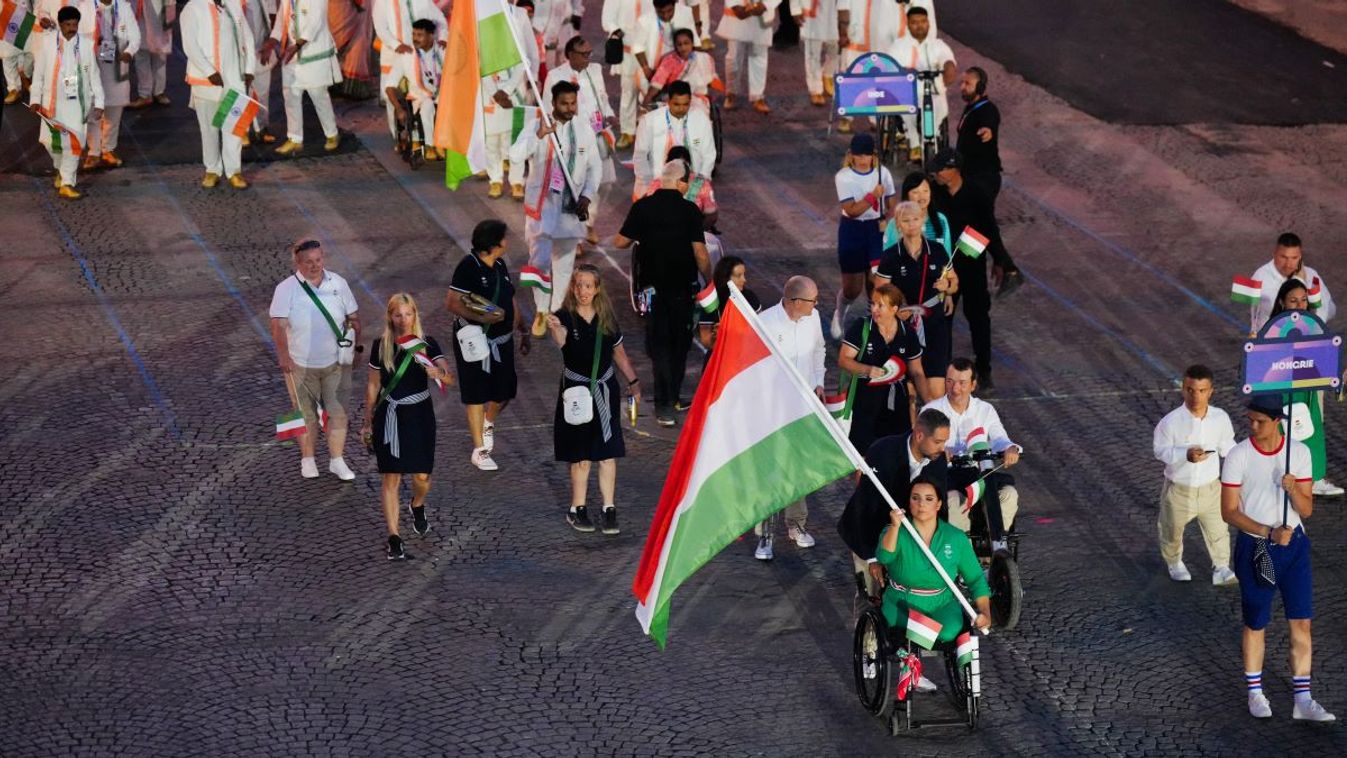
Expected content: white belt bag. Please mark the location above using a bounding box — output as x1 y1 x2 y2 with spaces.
456 324 490 363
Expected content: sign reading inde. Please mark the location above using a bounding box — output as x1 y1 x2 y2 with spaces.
833 53 919 117
1242 310 1342 395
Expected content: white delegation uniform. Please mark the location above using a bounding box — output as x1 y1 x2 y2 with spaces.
0 0 36 95
132 0 172 97
599 0 651 136
35 0 98 37
839 0 933 69
268 0 340 143
240 0 277 132
515 117 602 312
182 0 255 177
385 44 441 141
631 102 714 196
888 32 954 147
372 0 445 137
796 0 837 97
481 63 527 184
532 0 580 70
716 0 777 101
30 29 104 186
86 0 139 156
544 61 618 223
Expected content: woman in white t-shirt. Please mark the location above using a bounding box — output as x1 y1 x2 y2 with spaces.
831 133 895 340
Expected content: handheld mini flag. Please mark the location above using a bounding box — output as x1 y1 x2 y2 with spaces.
962 479 986 513
868 357 907 386
275 410 306 441
1231 276 1261 305
1308 278 1323 309
954 227 989 258
906 609 942 650
824 392 848 417
965 426 990 452
1 0 35 48
396 334 445 391
211 89 262 139
519 266 553 293
955 631 978 667
696 283 719 313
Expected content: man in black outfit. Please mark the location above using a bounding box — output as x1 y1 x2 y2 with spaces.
956 67 1001 202
614 159 712 427
930 147 1016 390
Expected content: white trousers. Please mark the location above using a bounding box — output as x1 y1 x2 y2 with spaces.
2 48 33 91
281 66 338 143
133 50 168 97
802 38 838 96
85 106 125 154
524 223 579 312
901 91 949 148
252 64 273 130
724 39 769 100
484 130 510 183
194 97 243 176
47 147 79 187
618 68 643 136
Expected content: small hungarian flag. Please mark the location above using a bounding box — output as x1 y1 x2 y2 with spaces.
823 392 848 417
396 334 444 391
1231 276 1261 305
907 609 942 650
954 227 989 258
1 0 35 48
955 631 978 667
696 282 719 313
965 426 990 452
962 478 986 513
275 410 306 441
519 266 552 293
211 89 262 139
895 650 923 701
868 357 907 386
1308 278 1323 309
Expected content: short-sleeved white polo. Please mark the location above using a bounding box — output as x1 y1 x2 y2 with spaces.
835 166 896 222
270 271 359 369
1220 435 1312 533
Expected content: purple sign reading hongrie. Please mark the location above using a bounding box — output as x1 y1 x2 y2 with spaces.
1242 335 1343 395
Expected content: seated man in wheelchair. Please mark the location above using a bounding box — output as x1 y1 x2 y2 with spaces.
642 28 722 113
876 478 992 646
383 19 444 162
921 358 1021 553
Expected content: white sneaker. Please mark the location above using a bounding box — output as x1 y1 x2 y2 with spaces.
917 675 937 693
471 447 498 471
1212 566 1238 586
788 526 816 548
482 421 495 453
329 457 355 481
1293 699 1336 722
754 535 773 561
1312 479 1344 496
830 310 844 340
1248 691 1272 718
300 457 319 479
1167 562 1192 582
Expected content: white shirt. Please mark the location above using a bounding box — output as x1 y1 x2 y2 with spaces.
889 32 954 120
388 44 442 103
1152 403 1236 487
921 395 1021 466
632 103 716 189
544 61 616 132
906 434 930 481
633 4 699 60
1249 260 1336 333
270 270 358 368
716 0 780 45
182 0 255 97
757 302 826 389
1221 436 1312 533
835 165 895 221
839 0 934 54
796 0 837 43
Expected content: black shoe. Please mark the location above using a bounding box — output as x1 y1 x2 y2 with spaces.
997 269 1023 298
409 504 429 536
601 507 620 535
674 397 694 411
567 506 596 533
387 535 407 560
655 406 677 427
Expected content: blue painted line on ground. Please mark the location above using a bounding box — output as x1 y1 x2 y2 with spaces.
36 181 182 440
1004 178 1243 330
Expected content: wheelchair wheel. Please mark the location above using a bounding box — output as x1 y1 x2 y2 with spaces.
877 116 904 173
989 554 1023 631
852 606 893 717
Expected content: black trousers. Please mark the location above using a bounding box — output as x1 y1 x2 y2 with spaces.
966 171 1001 204
646 293 695 409
953 256 993 381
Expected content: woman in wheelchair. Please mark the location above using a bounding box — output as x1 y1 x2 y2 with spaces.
876 478 992 643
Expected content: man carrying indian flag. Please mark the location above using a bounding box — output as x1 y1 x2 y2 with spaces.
181 0 255 189
28 4 103 199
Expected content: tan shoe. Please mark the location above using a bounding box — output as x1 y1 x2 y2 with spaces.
57 185 83 200
258 130 277 144
127 96 152 109
82 155 101 170
54 175 63 189
324 135 341 152
228 174 249 190
909 146 923 163
240 132 251 147
752 98 771 114
530 311 549 338
425 147 442 161
3 91 18 105
511 183 525 200
274 139 303 156
837 117 852 134
586 228 599 246
614 133 634 150
810 93 827 107
100 152 123 168
487 182 503 198
823 75 835 98
722 94 736 111
154 94 170 106
201 172 221 189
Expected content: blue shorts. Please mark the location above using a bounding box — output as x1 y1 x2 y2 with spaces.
1232 528 1313 630
838 218 883 274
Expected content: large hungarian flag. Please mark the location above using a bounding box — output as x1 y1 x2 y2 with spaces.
633 287 857 647
434 0 524 189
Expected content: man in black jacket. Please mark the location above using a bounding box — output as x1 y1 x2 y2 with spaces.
955 66 1001 203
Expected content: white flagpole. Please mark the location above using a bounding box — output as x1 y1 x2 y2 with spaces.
725 283 984 629
494 0 580 195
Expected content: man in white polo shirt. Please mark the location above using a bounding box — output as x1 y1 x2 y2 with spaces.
1220 396 1332 722
270 239 362 481
752 275 826 560
1152 364 1237 584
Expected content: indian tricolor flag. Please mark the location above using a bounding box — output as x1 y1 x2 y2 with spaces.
633 285 857 647
519 265 552 293
211 89 262 139
1 0 35 48
906 609 942 650
434 0 524 190
1231 276 1261 305
962 478 986 513
396 334 444 391
696 282 719 313
955 630 978 667
275 410 306 441
965 426 990 452
954 227 989 258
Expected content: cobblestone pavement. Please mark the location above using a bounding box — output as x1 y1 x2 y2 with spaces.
3 4 1347 756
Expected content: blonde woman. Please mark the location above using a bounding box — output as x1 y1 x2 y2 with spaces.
360 293 453 560
545 264 641 535
874 200 957 399
832 132 896 339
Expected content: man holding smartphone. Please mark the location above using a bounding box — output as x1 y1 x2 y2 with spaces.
1152 364 1237 584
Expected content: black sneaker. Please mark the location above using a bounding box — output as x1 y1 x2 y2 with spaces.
601 507 620 535
997 269 1023 299
655 407 677 427
409 504 429 536
387 534 407 560
567 506 596 533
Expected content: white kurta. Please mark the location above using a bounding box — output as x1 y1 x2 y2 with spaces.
532 0 577 58
386 44 441 136
480 63 525 136
372 0 446 88
516 117 602 239
91 0 140 106
888 32 953 133
630 5 699 69
715 0 778 45
35 0 98 36
631 103 714 191
134 0 174 55
269 0 340 90
182 0 256 102
797 0 837 41
543 61 616 183
0 0 37 80
839 0 933 65
30 30 105 151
